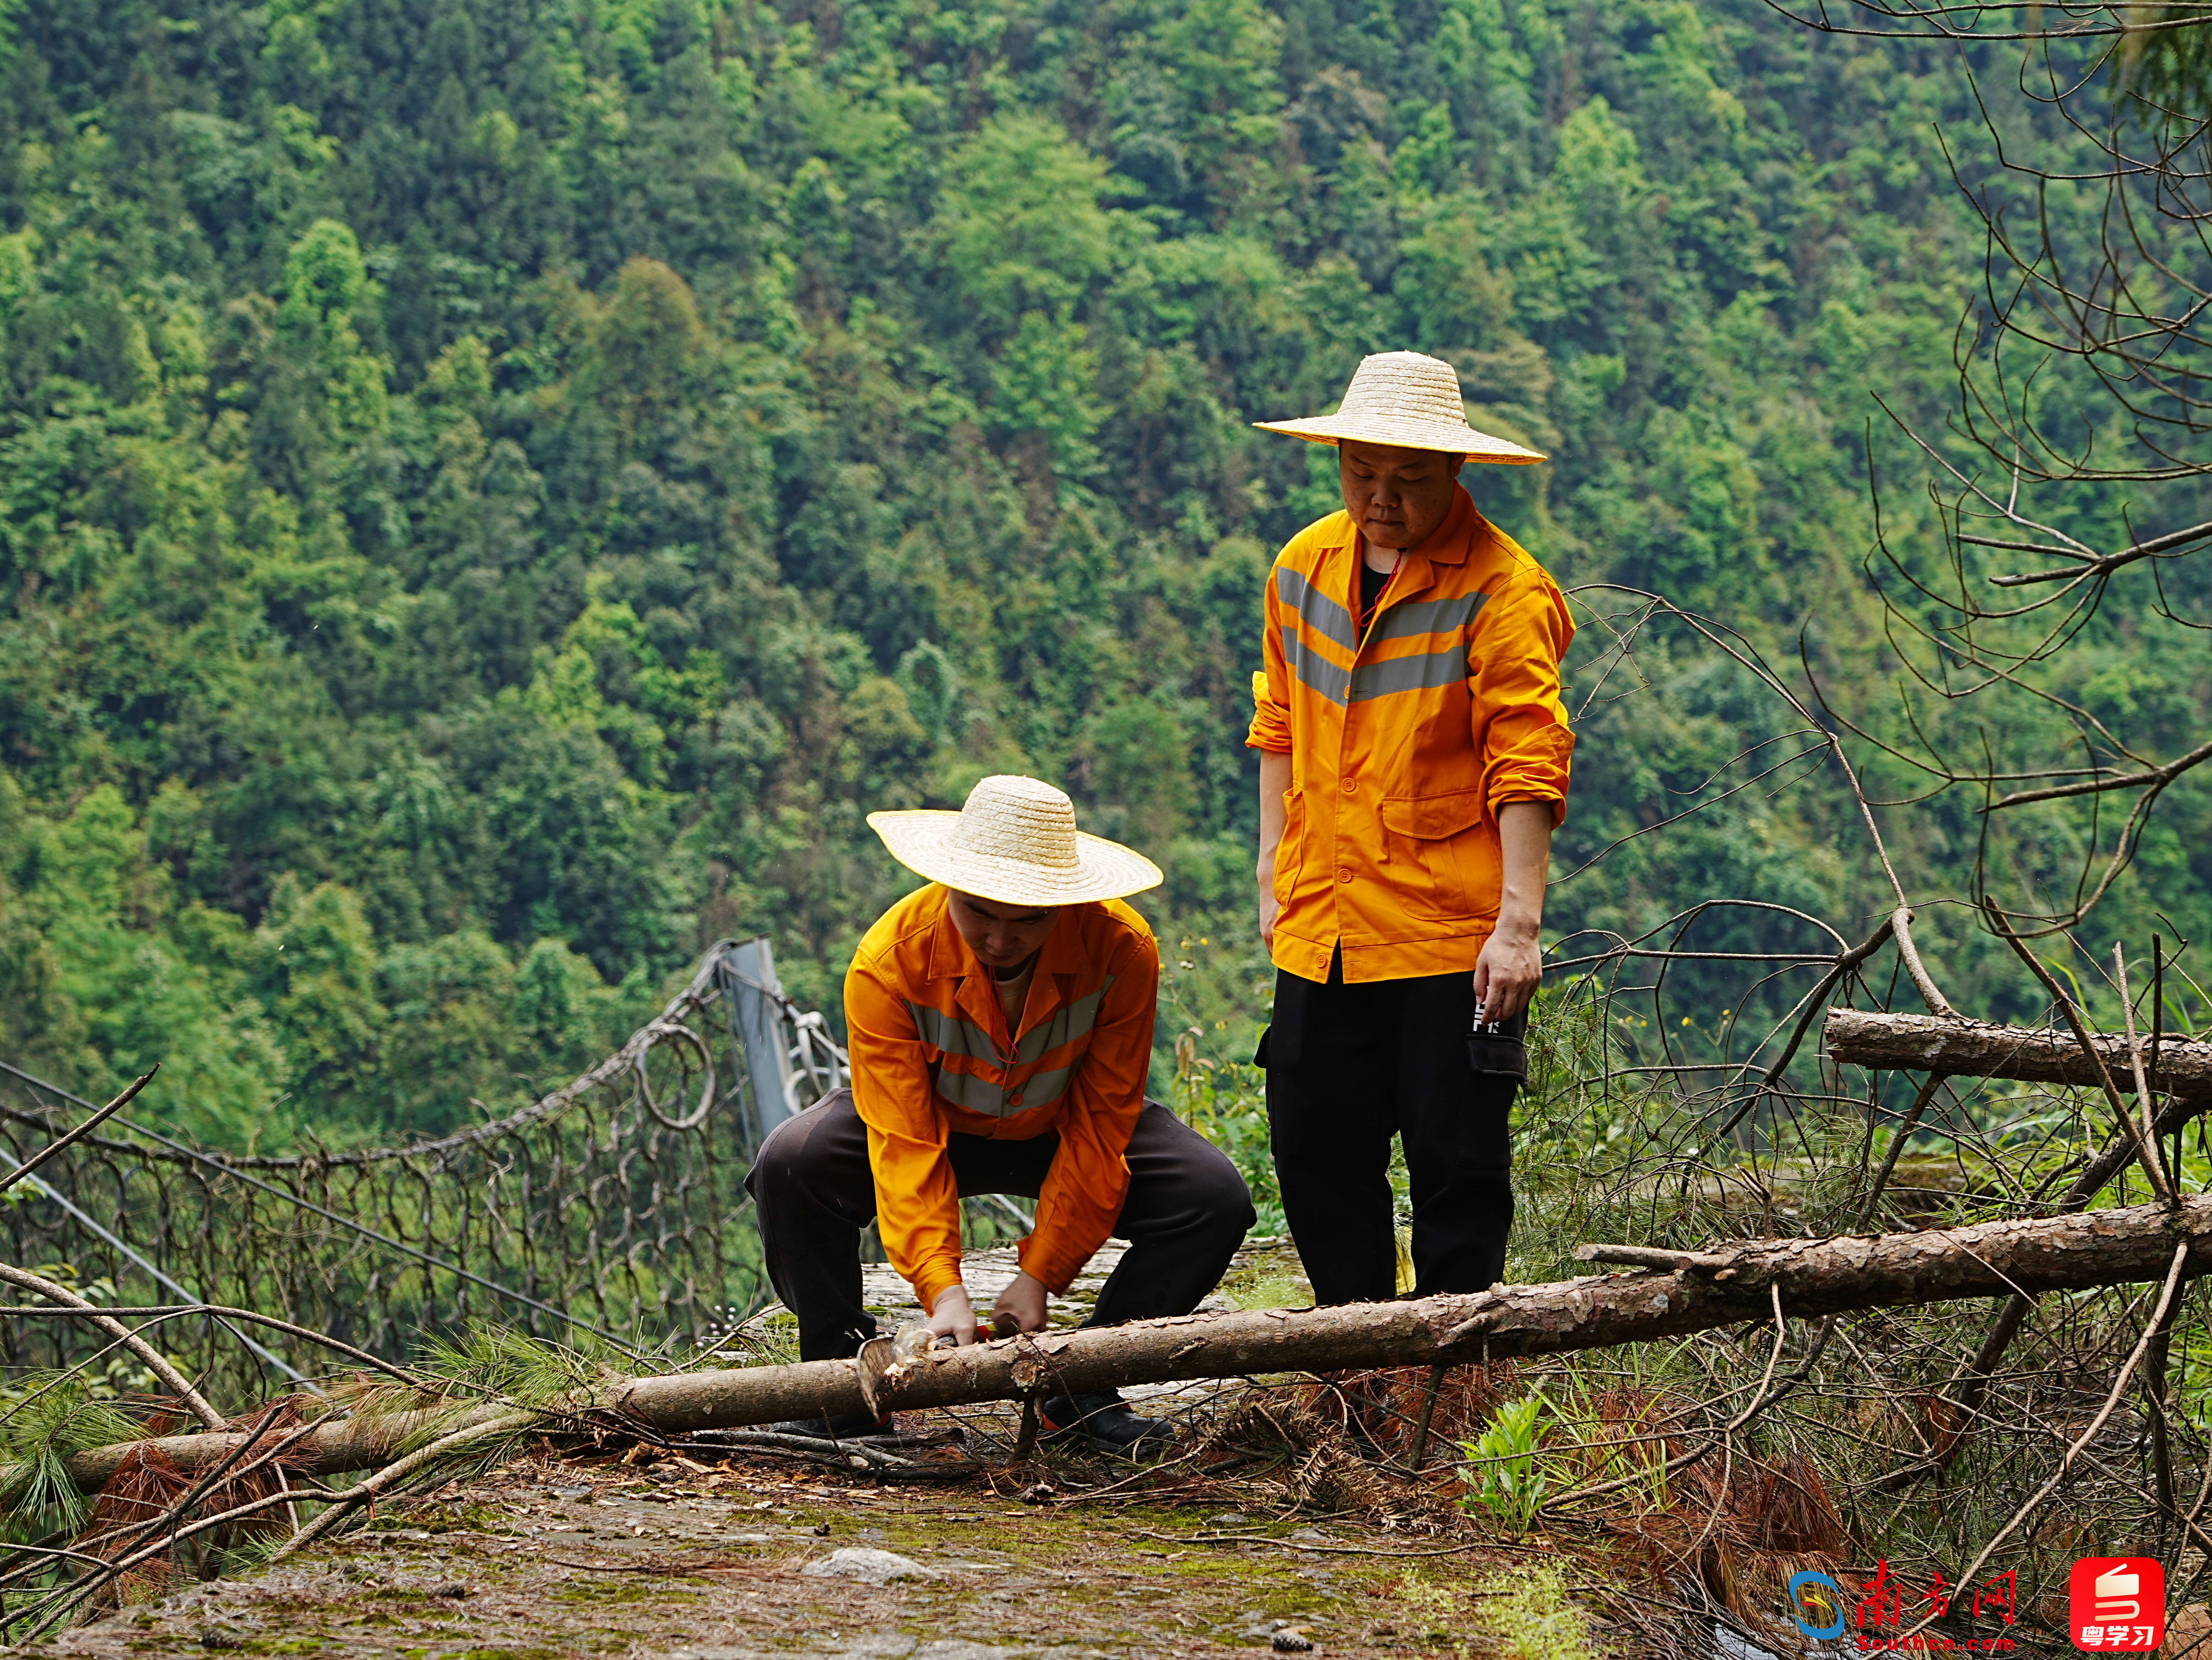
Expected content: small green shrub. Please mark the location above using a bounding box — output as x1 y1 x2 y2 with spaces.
1459 1390 1552 1534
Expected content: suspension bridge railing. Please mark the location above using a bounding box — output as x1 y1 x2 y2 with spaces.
0 938 848 1397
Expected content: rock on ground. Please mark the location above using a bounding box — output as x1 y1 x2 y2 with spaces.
803 1546 941 1584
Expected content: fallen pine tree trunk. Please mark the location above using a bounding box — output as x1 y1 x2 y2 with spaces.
1824 1007 2212 1099
37 1193 2212 1493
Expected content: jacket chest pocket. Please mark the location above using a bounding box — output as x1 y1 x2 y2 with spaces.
1379 787 1487 917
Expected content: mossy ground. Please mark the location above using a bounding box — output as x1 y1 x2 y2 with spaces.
28 1448 1637 1660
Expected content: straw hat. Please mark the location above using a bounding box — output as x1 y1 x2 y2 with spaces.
868 776 1163 907
1253 350 1546 464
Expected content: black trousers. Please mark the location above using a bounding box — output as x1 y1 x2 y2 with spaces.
746 1089 1255 1361
1261 955 1516 1305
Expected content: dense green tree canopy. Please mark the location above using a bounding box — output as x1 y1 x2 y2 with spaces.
1 0 2202 1146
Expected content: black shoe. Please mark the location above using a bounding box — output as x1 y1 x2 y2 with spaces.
1039 1391 1174 1458
764 1412 889 1440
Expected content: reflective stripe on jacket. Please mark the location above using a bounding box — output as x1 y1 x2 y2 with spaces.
843 884 1159 1310
1246 484 1575 984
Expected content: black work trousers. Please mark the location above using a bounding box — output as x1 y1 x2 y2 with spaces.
746 1089 1255 1360
1261 955 1516 1305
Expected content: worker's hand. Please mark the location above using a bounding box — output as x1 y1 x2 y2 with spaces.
991 1271 1049 1336
1472 925 1542 1024
926 1283 978 1347
1257 857 1279 949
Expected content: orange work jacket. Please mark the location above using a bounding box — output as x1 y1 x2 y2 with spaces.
843 884 1159 1311
1246 484 1575 983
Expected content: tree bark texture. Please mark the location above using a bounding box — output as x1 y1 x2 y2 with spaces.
44 1194 2212 1493
1824 1008 2212 1099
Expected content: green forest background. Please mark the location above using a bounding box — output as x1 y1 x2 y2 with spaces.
1 0 2204 1151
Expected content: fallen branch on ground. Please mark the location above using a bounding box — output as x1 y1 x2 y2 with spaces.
1823 1008 2212 1099
0 1263 225 1430
264 1411 537 1564
22 1194 2212 1499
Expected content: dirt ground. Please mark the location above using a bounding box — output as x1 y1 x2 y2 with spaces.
34 1441 1603 1660
18 1244 1695 1658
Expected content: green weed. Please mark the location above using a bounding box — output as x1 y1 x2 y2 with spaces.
1225 1274 1304 1311
1546 1376 1669 1515
1469 1562 1600 1660
1459 1391 1551 1535
1392 1568 1461 1639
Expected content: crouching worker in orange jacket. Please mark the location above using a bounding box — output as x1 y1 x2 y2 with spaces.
746 775 1255 1456
1249 352 1574 1304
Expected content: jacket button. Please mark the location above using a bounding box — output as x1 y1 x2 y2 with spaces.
1340 776 1356 793
1336 867 1353 883
1007 1092 1023 1108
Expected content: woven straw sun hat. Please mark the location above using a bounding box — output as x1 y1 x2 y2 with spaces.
868 775 1163 907
1254 350 1546 464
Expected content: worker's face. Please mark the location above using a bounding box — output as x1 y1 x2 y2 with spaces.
946 891 1060 972
1338 441 1464 551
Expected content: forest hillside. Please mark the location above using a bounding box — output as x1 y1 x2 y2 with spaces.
2 0 2203 1148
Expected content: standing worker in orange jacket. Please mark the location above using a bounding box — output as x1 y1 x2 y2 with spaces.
1248 351 1574 1304
747 775 1254 1454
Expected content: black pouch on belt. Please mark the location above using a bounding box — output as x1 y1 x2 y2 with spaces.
1467 1006 1529 1082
